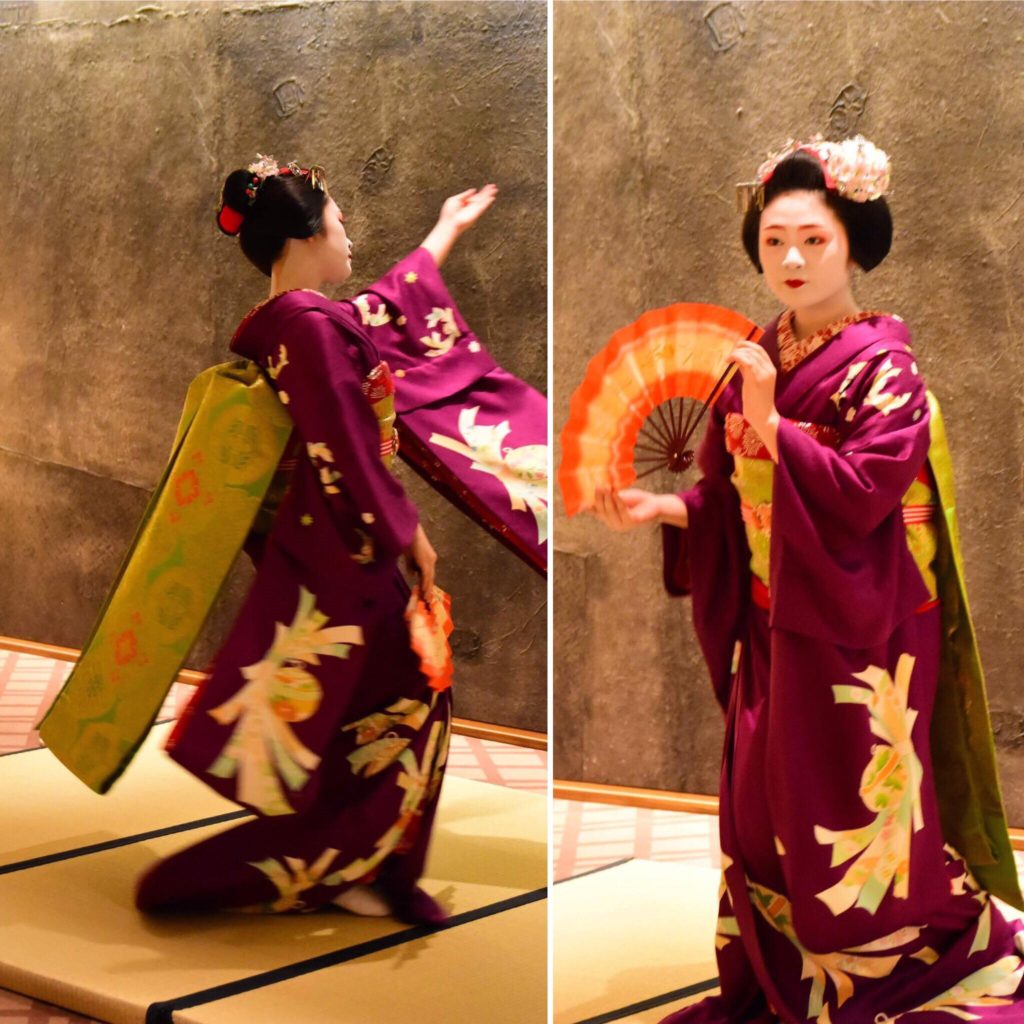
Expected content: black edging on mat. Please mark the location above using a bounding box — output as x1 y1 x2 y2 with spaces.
0 810 250 876
572 977 720 1024
554 857 633 884
145 884 549 1024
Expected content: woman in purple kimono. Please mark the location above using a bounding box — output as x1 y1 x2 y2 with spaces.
593 138 1024 1021
134 158 499 924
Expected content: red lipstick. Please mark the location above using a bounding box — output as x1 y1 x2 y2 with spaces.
784 279 806 289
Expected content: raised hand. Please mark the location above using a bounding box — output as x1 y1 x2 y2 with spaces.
422 184 499 267
439 184 499 233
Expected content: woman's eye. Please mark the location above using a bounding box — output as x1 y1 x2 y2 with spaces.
764 237 782 247
805 235 825 246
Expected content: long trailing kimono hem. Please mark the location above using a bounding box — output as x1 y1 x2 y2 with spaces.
659 313 1024 1024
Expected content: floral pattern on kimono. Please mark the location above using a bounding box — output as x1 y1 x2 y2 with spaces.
659 313 1024 1024
206 586 364 815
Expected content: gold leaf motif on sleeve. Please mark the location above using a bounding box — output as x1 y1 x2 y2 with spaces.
429 406 548 544
830 360 868 411
306 442 335 463
267 344 289 380
419 307 459 358
863 357 912 417
353 294 392 327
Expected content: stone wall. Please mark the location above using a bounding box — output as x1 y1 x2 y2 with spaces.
0 0 547 731
554 0 1024 818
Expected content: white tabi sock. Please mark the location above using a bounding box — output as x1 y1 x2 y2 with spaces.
331 884 391 917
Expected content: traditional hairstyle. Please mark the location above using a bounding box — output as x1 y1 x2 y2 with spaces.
740 146 893 273
217 156 329 277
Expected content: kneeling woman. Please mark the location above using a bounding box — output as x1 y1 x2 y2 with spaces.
594 139 1024 1021
137 158 497 923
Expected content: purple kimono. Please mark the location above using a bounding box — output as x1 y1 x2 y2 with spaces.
349 247 548 574
136 253 477 915
661 313 1024 1022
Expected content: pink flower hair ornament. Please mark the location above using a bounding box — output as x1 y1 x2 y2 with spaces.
736 134 891 213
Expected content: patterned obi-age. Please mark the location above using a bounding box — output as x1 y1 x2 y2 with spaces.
361 361 400 468
724 412 939 613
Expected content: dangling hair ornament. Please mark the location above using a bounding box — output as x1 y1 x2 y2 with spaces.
735 134 891 213
216 154 326 236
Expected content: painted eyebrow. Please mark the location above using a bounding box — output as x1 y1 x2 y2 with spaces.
762 223 830 231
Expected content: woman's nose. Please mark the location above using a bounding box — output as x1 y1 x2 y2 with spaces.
782 245 804 269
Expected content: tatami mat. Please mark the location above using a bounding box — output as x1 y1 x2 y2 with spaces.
0 724 546 1024
0 724 238 870
554 859 720 1024
170 897 547 1024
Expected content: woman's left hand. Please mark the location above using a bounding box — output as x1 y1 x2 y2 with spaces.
729 340 780 460
422 184 499 267
439 184 499 234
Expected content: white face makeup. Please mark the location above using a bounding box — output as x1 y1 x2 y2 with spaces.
757 190 852 313
314 196 353 284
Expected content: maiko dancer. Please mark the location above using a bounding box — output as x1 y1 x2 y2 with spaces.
593 138 1024 1022
41 156 546 923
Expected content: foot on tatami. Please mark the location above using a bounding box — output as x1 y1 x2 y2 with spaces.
331 884 391 917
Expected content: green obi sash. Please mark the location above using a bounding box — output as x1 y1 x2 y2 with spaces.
38 361 293 794
928 392 1023 909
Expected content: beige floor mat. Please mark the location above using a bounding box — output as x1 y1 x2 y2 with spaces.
0 728 546 1023
554 859 720 1024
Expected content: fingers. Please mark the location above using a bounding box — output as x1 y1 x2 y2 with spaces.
592 485 620 529
591 485 654 530
417 549 436 597
729 341 775 380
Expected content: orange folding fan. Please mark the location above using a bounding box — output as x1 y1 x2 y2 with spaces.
559 303 763 516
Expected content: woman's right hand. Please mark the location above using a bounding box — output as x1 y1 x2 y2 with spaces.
404 523 437 595
591 487 688 531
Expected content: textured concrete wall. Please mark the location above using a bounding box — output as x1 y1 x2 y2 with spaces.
554 1 1024 818
0 0 546 731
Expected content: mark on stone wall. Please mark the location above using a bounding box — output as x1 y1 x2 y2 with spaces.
451 627 482 661
0 2 33 24
703 3 745 52
360 145 395 192
828 83 868 137
273 78 304 118
990 709 1024 749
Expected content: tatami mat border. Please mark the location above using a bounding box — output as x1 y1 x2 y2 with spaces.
0 637 548 750
571 978 720 1024
0 809 250 876
553 856 632 884
555 779 1024 850
145 885 548 1024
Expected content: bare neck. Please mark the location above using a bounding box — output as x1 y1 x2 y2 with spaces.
269 253 324 299
791 287 860 340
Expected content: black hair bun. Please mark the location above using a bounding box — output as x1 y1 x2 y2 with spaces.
215 162 329 275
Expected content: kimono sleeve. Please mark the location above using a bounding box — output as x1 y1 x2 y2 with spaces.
774 345 930 551
346 247 499 412
661 388 752 708
345 248 548 574
270 309 419 559
661 393 741 595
